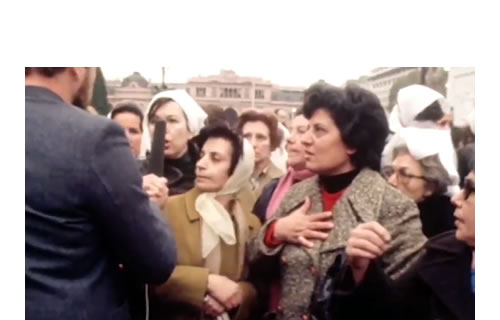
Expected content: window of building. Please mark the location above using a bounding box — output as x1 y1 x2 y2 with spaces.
196 87 206 97
255 89 265 99
220 87 241 98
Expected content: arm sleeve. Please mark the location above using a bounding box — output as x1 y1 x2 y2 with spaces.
153 265 210 309
378 186 427 279
87 121 177 284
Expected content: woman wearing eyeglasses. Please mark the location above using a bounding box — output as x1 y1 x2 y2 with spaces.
381 128 458 238
328 155 475 320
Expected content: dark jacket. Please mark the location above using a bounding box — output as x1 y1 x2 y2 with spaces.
140 142 199 196
26 86 177 320
330 231 474 320
418 194 456 238
253 178 280 223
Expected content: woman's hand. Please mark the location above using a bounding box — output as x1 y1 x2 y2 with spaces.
203 294 225 317
274 196 334 248
346 221 391 284
207 274 242 310
142 174 169 209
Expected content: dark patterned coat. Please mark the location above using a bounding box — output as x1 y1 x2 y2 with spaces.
248 169 427 320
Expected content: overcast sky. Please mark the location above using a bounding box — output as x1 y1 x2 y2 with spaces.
101 64 375 88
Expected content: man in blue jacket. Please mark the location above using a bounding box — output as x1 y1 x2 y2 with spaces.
25 67 177 320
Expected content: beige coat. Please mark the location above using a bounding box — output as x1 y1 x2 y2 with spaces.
248 169 427 320
151 186 261 320
252 162 285 199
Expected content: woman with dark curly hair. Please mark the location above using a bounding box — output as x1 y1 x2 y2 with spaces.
247 82 427 320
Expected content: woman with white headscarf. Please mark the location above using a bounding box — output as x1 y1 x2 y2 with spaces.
382 128 457 238
384 84 459 196
140 90 208 196
150 125 261 320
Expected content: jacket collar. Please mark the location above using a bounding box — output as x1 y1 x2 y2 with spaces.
184 187 202 222
280 169 384 256
25 85 66 104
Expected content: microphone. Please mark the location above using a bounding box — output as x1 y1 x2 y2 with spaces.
149 121 166 177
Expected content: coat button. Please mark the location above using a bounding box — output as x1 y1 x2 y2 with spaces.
302 314 310 320
310 267 317 276
277 305 284 314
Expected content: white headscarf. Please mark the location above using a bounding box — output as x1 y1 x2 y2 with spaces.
384 85 459 196
140 90 207 158
389 84 450 132
195 139 255 258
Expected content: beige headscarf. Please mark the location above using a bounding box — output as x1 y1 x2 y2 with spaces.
195 139 255 269
140 90 207 158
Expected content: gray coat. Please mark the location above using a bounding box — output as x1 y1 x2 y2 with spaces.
248 169 427 320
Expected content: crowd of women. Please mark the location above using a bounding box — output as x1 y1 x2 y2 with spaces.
109 81 476 320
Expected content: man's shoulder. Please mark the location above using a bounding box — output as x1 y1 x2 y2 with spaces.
27 97 121 147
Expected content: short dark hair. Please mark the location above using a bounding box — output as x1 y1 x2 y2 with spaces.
236 110 282 150
303 82 389 171
196 125 243 176
457 143 475 186
414 100 445 122
25 67 67 77
147 98 174 123
111 103 144 132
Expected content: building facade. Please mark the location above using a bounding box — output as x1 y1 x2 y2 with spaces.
107 70 305 116
367 67 418 109
446 67 475 126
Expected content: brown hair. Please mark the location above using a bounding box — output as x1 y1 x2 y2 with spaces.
236 110 282 151
393 145 452 195
25 67 67 77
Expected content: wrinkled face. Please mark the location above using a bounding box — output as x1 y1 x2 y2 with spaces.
195 137 233 193
113 112 143 158
301 109 355 175
242 121 272 165
384 153 431 202
72 67 97 108
452 171 475 247
149 101 192 159
286 115 309 170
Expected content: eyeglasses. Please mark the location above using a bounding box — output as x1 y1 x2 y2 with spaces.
382 166 435 186
463 178 475 200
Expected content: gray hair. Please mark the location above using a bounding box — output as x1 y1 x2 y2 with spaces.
393 145 452 195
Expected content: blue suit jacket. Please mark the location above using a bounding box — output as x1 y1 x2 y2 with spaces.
25 86 177 320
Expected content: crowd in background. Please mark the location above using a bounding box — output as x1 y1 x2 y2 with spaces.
26 67 475 320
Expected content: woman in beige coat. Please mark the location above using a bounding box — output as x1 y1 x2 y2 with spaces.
151 125 261 320
248 82 427 320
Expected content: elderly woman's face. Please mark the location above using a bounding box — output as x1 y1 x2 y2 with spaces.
149 101 192 159
195 137 232 193
242 121 272 165
452 171 475 247
385 153 431 202
301 109 355 175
